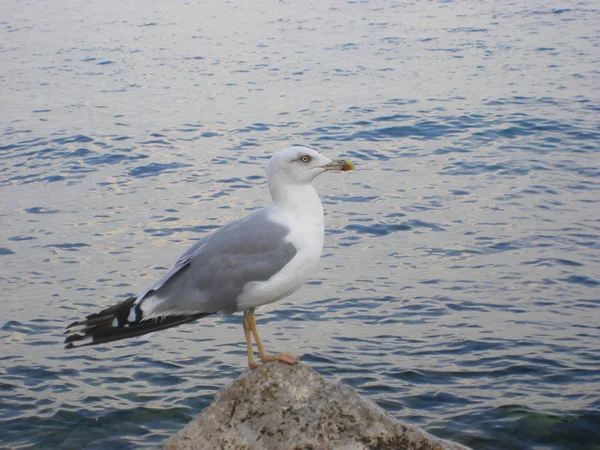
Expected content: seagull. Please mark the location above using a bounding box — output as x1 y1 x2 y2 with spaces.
64 145 354 369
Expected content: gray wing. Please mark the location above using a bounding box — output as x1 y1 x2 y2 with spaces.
135 208 297 317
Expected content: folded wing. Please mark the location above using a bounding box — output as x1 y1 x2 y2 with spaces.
64 208 297 348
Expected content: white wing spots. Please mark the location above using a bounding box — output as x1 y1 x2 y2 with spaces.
112 318 119 327
67 324 87 333
68 335 94 347
127 308 137 323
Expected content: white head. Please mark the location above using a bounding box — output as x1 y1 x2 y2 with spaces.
266 145 354 188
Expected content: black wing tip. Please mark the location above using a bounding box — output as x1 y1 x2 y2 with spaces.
63 331 91 347
64 321 83 333
62 312 214 349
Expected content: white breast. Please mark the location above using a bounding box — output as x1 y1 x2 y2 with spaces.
236 185 325 311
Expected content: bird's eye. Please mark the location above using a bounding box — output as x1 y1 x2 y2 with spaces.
300 155 311 163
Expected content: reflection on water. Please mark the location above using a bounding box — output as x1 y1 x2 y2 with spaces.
1 0 599 449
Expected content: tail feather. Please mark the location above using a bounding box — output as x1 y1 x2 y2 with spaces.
64 296 211 348
66 297 134 331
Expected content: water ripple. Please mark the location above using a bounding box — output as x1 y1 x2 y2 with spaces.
2 1 600 449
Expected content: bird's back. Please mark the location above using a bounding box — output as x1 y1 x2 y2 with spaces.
136 208 300 317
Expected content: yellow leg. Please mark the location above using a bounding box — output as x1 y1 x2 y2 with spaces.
247 308 299 366
243 310 259 369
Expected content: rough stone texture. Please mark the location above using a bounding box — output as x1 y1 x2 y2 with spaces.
164 362 470 450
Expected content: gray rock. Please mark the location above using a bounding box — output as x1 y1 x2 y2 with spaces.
164 361 470 450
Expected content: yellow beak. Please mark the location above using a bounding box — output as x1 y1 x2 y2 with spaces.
323 160 355 172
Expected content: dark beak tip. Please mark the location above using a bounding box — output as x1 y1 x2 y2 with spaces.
341 160 355 171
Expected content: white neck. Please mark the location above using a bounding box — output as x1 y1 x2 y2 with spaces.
269 181 323 223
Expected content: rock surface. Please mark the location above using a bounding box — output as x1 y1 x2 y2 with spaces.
163 362 467 450
164 362 469 450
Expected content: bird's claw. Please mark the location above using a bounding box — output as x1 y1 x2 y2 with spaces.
247 352 300 370
248 359 261 370
261 351 299 365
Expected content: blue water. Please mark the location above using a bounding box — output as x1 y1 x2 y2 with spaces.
2 0 599 449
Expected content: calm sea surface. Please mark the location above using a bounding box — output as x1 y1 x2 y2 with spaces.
1 0 599 449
